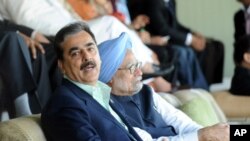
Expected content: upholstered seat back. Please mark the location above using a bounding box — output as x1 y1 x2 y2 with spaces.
212 91 250 118
0 114 46 141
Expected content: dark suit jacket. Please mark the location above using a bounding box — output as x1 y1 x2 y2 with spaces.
41 79 142 141
142 0 191 46
234 9 246 41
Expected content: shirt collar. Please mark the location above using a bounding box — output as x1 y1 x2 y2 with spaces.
0 14 3 21
244 5 250 14
64 75 111 109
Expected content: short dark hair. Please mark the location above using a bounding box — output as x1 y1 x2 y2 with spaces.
234 35 250 65
54 21 97 60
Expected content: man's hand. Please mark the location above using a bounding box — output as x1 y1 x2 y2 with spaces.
150 36 169 46
198 123 229 141
33 32 50 44
138 30 169 46
18 32 45 59
191 33 206 52
131 14 150 30
138 30 151 44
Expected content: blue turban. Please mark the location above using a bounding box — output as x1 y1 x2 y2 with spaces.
98 32 132 83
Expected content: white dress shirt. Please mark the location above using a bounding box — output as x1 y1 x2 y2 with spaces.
0 0 77 36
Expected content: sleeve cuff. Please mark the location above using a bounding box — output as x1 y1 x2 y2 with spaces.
182 131 199 141
31 30 37 39
185 33 192 46
168 130 199 141
163 35 170 42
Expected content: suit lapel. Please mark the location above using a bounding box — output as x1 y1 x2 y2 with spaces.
63 79 116 118
63 79 140 140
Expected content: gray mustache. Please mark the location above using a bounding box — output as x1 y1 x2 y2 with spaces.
80 61 96 70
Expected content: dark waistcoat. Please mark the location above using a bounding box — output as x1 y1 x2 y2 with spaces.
111 84 177 138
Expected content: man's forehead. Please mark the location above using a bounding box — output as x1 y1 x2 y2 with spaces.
64 31 91 41
61 31 94 47
123 51 137 66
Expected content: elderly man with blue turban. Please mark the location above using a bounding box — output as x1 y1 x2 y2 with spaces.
98 32 229 141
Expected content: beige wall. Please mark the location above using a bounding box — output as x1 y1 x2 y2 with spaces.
177 0 241 77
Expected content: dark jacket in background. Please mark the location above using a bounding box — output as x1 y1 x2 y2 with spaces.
230 66 250 96
234 9 246 42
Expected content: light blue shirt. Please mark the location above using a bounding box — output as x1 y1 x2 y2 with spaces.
70 79 111 110
65 76 128 129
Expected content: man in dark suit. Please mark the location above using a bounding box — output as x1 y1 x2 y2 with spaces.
41 22 142 141
139 0 206 50
98 32 229 141
234 5 247 41
230 1 250 96
128 0 224 86
230 35 250 95
127 0 209 89
234 0 250 41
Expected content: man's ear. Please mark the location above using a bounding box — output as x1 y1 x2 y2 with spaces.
243 52 250 64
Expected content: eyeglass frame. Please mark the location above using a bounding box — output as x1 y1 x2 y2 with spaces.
118 61 142 74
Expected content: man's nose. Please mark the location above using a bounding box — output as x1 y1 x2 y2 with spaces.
82 50 91 61
134 68 143 76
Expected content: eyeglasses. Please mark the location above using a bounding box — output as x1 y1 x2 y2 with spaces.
118 62 142 74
